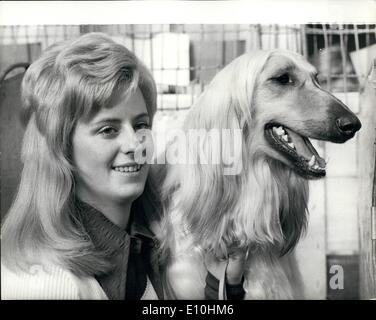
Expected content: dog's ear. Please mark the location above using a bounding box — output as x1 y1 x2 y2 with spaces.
274 162 309 255
162 51 282 256
166 52 273 254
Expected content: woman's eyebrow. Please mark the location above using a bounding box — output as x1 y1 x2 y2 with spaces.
92 118 122 126
134 113 150 121
91 113 150 126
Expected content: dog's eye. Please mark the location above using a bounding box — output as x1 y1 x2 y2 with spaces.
274 73 293 85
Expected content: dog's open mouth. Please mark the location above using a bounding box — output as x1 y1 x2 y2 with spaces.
265 123 326 178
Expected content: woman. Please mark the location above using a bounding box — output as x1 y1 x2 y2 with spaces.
1 32 245 300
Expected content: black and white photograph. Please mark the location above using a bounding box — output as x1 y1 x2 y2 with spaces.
0 1 375 304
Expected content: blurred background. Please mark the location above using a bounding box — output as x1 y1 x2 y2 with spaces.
1 24 375 299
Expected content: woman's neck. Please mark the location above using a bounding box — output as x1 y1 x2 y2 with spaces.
77 197 132 229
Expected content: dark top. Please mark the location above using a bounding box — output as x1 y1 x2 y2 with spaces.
75 199 163 300
75 199 245 300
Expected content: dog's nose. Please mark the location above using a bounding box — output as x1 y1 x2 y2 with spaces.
336 115 362 136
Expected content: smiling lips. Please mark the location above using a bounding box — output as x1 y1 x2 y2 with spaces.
112 164 142 173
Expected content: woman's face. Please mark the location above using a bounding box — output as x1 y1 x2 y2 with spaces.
72 88 151 206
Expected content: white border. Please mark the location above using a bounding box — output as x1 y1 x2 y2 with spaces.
0 0 375 26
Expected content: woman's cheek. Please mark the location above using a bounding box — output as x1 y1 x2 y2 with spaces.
135 130 154 165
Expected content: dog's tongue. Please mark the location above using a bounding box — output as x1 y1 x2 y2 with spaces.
284 128 325 167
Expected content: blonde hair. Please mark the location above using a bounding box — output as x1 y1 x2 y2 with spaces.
161 50 309 260
1 32 157 276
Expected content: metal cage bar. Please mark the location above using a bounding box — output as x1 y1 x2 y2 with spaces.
0 24 375 111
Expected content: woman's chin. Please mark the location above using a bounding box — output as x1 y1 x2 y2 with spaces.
114 184 146 203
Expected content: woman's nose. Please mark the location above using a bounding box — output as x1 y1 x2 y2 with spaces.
119 126 140 154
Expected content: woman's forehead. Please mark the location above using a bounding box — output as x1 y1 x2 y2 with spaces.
87 88 148 124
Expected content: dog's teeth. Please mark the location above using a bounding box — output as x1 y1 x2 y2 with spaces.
282 134 289 142
288 142 295 149
308 155 316 167
274 126 285 136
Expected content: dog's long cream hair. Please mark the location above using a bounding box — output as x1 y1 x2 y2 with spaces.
159 50 309 299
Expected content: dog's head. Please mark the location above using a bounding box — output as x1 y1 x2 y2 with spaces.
187 50 361 179
251 50 361 179
168 50 362 256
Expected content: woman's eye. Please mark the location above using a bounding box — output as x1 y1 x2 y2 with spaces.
98 126 118 136
135 122 151 130
273 73 293 85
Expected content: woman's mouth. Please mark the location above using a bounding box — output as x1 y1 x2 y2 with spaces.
112 164 143 173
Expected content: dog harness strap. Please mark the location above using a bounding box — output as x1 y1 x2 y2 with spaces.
218 259 229 300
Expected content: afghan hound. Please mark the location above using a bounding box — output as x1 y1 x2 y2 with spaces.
154 49 361 299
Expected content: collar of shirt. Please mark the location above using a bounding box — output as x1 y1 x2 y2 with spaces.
74 198 155 253
74 198 157 300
